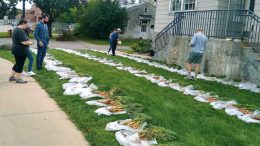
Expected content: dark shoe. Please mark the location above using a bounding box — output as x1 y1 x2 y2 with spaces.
16 78 28 84
9 76 16 81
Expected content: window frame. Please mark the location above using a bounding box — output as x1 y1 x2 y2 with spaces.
169 0 197 13
141 25 147 32
144 6 148 14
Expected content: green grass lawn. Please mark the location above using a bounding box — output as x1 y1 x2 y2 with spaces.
0 49 124 146
1 48 259 146
0 32 59 39
80 50 260 109
50 50 260 146
48 49 260 146
0 32 10 38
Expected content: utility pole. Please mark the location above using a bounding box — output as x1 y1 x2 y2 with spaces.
22 0 25 18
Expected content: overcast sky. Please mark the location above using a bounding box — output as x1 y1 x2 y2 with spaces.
14 0 145 10
16 1 32 10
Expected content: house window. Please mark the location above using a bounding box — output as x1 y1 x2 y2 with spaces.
141 25 147 32
142 20 148 24
151 25 154 29
144 7 148 14
172 0 182 11
183 0 196 10
171 0 196 11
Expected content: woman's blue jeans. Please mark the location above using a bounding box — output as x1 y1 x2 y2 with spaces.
25 49 34 72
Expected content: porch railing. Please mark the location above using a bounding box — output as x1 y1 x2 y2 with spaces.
153 10 260 52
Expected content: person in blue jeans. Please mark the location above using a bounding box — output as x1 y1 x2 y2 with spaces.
34 13 50 70
24 27 36 76
107 29 115 54
25 49 35 76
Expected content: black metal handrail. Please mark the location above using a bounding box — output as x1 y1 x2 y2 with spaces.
243 11 260 51
153 10 260 52
153 13 184 52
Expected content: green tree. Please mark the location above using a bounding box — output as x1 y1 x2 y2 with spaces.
77 0 128 39
0 0 9 19
29 0 85 37
6 0 18 19
57 7 78 23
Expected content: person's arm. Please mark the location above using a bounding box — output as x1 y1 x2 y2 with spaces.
34 23 45 46
115 33 119 41
17 29 33 46
190 35 196 47
33 23 41 41
21 41 34 46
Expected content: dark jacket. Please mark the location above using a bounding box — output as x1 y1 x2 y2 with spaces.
33 21 49 45
110 32 119 44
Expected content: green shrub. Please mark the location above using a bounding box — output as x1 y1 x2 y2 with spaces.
130 39 152 53
76 0 128 39
0 44 11 50
56 30 76 41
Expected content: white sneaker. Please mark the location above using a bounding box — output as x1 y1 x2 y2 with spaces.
21 71 27 76
27 71 36 76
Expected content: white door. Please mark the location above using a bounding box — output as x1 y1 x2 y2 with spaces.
140 20 149 39
140 24 148 39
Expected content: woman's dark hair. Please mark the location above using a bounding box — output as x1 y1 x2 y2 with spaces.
18 18 28 25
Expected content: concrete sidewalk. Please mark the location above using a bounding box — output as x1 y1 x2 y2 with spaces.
0 58 90 146
0 38 129 51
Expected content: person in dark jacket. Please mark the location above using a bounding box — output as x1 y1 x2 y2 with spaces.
9 19 34 83
108 29 116 54
34 13 50 70
110 28 121 56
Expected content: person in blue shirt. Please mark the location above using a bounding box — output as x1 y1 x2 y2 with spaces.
110 28 121 56
108 29 116 54
34 13 50 70
186 28 208 80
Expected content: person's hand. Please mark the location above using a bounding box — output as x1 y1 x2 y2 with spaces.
117 40 122 45
39 41 44 47
28 41 34 45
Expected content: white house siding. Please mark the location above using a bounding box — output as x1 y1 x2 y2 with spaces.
122 3 156 39
154 0 174 33
196 0 219 10
155 0 221 33
255 0 260 16
218 0 244 10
